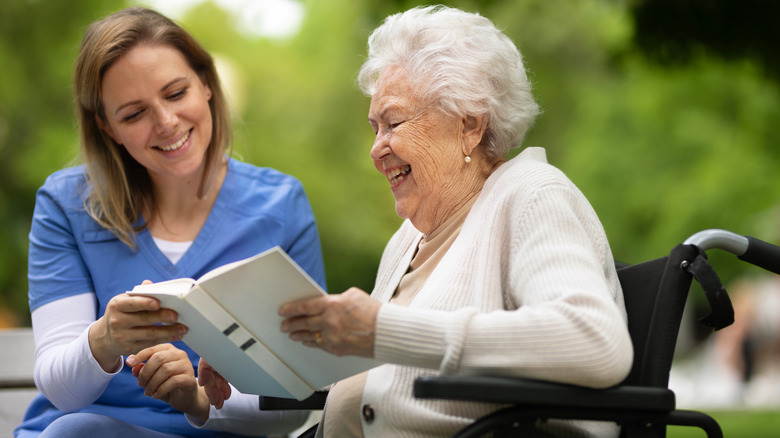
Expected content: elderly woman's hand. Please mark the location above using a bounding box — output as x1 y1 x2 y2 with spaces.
279 288 380 358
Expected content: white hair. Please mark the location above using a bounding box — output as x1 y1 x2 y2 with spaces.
358 5 540 158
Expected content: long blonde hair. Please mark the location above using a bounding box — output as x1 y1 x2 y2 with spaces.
73 7 231 247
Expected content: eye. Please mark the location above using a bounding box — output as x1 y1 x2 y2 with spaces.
123 110 144 123
167 87 187 100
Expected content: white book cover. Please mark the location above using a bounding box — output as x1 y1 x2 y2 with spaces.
127 246 380 400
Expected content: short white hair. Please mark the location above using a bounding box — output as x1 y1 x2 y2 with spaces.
358 5 540 158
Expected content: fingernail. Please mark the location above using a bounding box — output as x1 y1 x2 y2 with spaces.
178 326 188 336
127 356 137 366
164 312 176 323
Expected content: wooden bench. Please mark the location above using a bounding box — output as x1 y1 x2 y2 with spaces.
0 328 37 437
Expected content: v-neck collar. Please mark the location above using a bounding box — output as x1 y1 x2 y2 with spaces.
137 158 236 278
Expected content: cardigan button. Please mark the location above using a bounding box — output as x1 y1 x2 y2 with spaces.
361 404 375 423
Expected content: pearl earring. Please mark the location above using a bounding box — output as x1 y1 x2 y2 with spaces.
464 155 472 164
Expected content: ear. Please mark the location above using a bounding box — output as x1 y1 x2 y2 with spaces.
461 113 488 156
95 113 120 144
200 73 213 101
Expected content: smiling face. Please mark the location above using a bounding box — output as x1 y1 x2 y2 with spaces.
97 44 213 188
369 67 478 234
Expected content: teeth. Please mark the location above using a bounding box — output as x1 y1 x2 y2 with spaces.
158 130 189 151
388 165 410 185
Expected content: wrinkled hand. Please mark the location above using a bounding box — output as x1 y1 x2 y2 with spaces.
198 359 231 409
89 280 187 371
279 287 380 358
127 344 209 422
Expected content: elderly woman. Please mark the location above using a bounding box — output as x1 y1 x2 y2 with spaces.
280 5 633 437
147 5 633 438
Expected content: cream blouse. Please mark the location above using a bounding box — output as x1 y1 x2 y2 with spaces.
322 196 478 438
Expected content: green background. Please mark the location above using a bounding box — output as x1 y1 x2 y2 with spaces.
2 0 779 433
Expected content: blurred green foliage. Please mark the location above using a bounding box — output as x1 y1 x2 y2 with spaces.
1 0 779 327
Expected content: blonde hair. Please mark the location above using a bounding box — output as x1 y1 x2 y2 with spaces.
73 7 231 247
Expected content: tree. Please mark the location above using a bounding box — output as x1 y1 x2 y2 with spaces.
2 0 779 326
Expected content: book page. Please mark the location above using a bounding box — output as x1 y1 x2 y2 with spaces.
128 278 197 299
197 258 254 283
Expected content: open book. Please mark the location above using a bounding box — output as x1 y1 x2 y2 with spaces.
127 246 380 400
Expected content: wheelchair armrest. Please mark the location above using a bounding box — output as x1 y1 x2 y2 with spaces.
413 375 675 413
259 390 329 411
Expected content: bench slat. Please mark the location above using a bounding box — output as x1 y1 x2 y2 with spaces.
0 329 36 388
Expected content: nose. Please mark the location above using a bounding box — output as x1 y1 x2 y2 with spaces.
152 103 178 135
370 129 390 161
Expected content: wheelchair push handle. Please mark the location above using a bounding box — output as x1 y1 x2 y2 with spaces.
684 229 780 275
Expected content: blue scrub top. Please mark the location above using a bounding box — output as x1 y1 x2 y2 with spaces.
18 159 326 437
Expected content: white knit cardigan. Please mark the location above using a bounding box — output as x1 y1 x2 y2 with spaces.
357 147 633 437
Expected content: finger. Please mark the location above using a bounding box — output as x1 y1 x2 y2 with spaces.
137 308 180 326
108 298 180 329
152 372 196 402
198 362 215 386
204 379 231 408
122 325 188 355
277 295 327 318
138 348 192 396
114 291 186 326
128 343 170 367
197 361 213 387
131 362 144 377
204 384 223 408
147 364 193 399
280 314 324 334
288 329 324 345
130 343 179 384
141 320 188 339
221 380 231 399
198 360 231 408
112 294 162 313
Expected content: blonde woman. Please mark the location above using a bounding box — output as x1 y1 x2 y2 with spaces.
17 7 323 438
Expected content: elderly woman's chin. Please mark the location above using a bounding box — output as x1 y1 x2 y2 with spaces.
389 186 415 217
393 201 413 222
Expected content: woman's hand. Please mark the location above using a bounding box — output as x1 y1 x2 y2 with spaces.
127 344 210 423
279 287 381 358
88 281 188 372
197 359 231 409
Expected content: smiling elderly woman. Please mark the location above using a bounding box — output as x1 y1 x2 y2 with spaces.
204 5 633 438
